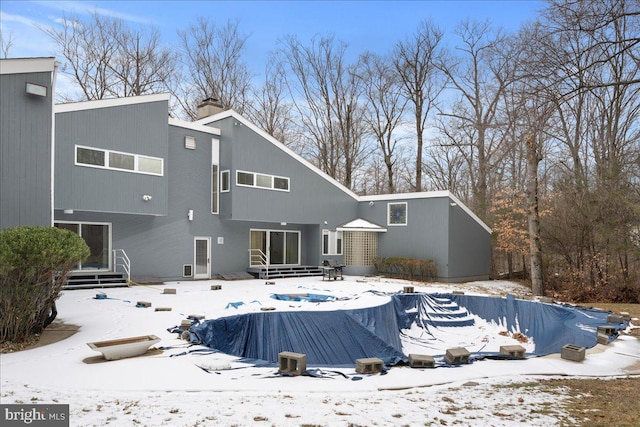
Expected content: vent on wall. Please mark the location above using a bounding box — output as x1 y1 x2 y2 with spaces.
185 136 196 150
183 264 193 277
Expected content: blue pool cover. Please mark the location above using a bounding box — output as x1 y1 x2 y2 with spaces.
190 293 626 366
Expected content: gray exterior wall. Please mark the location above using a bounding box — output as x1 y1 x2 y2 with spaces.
54 100 169 216
447 203 491 281
0 66 54 229
358 196 451 278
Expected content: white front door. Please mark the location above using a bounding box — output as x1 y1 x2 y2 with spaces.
194 237 210 279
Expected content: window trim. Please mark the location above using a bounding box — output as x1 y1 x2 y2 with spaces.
74 144 164 176
235 169 290 192
387 202 408 226
221 170 230 192
211 164 219 214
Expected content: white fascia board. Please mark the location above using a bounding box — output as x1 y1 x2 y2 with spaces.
168 118 220 136
198 110 360 200
55 93 171 113
0 57 56 74
337 218 387 232
360 191 492 234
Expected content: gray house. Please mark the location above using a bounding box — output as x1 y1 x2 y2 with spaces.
0 57 491 284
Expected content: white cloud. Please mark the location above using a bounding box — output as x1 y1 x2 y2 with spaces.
31 0 153 25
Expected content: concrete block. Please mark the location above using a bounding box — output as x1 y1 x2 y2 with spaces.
499 345 526 359
620 312 630 320
452 291 465 295
597 333 609 345
561 344 586 362
188 314 205 320
210 285 222 290
265 281 276 285
136 301 151 308
408 354 435 368
260 307 276 311
355 357 384 374
163 288 177 294
403 286 415 293
278 351 307 376
445 347 470 365
607 314 624 324
180 320 192 330
154 307 172 312
537 297 554 304
597 325 616 336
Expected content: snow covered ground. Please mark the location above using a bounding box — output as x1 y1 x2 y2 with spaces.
1 276 638 426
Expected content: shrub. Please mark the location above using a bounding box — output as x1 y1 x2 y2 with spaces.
0 226 89 343
373 257 438 282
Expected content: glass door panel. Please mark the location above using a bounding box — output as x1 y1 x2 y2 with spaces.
194 238 210 278
250 230 267 266
286 232 299 264
83 224 109 270
269 231 284 264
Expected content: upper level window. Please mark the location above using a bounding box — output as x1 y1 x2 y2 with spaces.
388 202 407 226
221 170 230 192
236 170 289 192
75 145 164 176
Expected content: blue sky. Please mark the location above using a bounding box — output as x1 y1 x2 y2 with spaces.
2 0 543 73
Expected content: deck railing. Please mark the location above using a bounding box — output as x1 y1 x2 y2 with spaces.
249 248 269 278
112 249 131 281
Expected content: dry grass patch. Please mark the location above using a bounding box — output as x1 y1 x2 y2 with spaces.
584 303 640 337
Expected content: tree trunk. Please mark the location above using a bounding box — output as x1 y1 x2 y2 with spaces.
525 133 544 296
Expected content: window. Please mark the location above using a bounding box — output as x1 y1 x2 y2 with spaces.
75 145 164 176
237 171 254 186
77 147 104 166
322 230 343 256
109 152 134 171
388 202 408 226
221 170 230 192
211 164 219 214
236 170 289 192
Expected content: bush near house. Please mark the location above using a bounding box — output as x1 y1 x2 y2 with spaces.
0 226 89 343
373 257 437 281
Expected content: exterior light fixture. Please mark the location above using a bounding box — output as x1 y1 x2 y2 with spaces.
187 210 194 221
142 194 152 201
26 82 47 97
63 209 74 214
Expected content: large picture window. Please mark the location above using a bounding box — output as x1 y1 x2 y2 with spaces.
75 145 164 176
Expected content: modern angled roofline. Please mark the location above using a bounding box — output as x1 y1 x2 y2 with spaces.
169 118 220 136
196 109 361 200
0 57 56 74
54 93 171 113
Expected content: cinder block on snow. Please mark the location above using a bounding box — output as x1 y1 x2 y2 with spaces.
163 288 177 294
403 286 415 293
620 312 630 320
561 344 586 362
607 314 624 324
537 297 554 303
445 347 470 365
408 354 435 368
136 301 151 308
355 357 384 374
210 285 222 290
499 345 526 359
597 325 616 336
452 291 465 295
278 351 307 376
154 307 172 312
188 314 205 320
597 333 609 345
180 319 192 330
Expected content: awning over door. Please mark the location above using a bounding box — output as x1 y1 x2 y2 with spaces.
337 218 387 232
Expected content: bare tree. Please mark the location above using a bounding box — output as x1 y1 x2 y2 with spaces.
437 19 515 220
177 18 253 118
0 30 15 58
278 34 369 189
246 55 295 146
393 19 445 192
42 12 176 101
356 52 407 193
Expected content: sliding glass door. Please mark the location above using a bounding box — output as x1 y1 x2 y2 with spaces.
55 222 111 271
249 229 300 266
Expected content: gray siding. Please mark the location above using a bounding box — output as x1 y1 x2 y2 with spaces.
447 204 491 281
54 101 169 215
0 70 53 229
214 117 358 226
360 197 451 278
